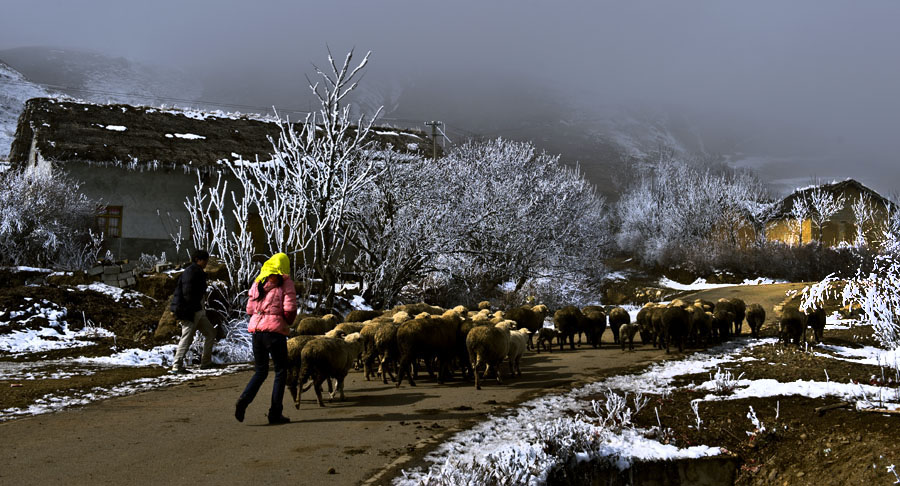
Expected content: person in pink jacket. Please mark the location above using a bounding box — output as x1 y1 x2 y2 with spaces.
235 253 297 425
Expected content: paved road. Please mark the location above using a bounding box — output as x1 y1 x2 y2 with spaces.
0 283 806 486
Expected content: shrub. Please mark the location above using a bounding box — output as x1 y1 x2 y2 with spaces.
0 168 101 270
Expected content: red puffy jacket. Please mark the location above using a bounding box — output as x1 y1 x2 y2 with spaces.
246 275 297 335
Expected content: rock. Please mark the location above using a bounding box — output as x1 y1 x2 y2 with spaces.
154 296 181 341
800 433 808 440
134 273 178 301
204 257 229 281
768 469 778 481
797 471 805 478
326 468 336 475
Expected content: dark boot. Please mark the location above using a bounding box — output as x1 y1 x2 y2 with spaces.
267 414 290 425
235 399 248 423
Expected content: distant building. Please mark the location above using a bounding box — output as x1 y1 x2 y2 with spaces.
9 98 436 260
766 179 894 248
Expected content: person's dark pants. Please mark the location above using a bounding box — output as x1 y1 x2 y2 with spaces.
238 332 288 418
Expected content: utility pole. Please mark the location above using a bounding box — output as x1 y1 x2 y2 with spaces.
424 121 443 161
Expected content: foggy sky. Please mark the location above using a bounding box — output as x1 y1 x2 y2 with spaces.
2 1 899 193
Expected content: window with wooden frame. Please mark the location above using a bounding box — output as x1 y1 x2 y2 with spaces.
97 206 123 238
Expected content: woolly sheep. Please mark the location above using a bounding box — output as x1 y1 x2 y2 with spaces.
325 322 365 339
745 303 766 338
466 320 514 390
395 311 464 387
534 327 558 353
477 301 492 311
780 306 807 346
619 322 639 351
345 309 383 323
504 304 549 349
728 298 747 336
636 303 657 348
805 305 826 343
506 328 531 377
661 302 689 353
553 306 584 351
581 306 607 348
295 314 339 335
607 307 630 345
296 333 364 407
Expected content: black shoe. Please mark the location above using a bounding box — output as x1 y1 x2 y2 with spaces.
235 400 247 423
268 414 290 425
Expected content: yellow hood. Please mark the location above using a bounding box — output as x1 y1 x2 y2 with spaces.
254 253 290 283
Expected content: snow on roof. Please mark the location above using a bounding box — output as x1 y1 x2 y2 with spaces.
8 98 438 172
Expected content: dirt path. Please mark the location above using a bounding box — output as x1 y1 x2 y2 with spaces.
0 283 808 486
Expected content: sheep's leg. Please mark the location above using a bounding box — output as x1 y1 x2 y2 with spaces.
494 361 503 385
473 355 482 390
314 378 325 407
336 375 346 401
294 377 305 409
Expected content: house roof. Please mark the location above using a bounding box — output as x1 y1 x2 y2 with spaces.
8 98 437 171
771 179 894 218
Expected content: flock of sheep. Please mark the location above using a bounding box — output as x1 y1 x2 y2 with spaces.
282 296 826 408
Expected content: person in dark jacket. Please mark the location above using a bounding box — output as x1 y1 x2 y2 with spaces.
170 249 216 373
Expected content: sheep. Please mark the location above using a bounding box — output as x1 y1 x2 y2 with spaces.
619 322 639 351
325 322 365 338
745 303 766 338
728 298 747 336
713 300 736 341
651 306 666 349
295 333 364 408
780 307 807 346
394 302 445 316
477 301 492 311
466 320 514 390
694 299 715 312
505 304 550 349
686 304 712 348
662 301 690 353
607 306 630 345
507 328 531 377
395 311 465 387
636 303 657 347
805 305 827 343
374 320 402 384
295 314 340 335
580 305 607 348
345 309 383 323
553 306 584 350
359 321 381 380
534 327 558 353
392 311 412 324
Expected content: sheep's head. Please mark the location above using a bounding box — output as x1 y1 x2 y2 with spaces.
477 300 491 311
344 332 361 343
392 311 411 324
415 312 431 320
323 314 338 324
495 320 516 333
670 299 688 308
442 309 463 326
452 305 468 315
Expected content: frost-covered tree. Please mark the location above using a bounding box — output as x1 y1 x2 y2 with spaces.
349 137 609 307
0 168 102 269
851 193 875 248
184 49 383 311
614 151 770 265
788 197 810 246
806 187 846 243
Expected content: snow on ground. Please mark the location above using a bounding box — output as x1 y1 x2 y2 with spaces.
0 302 115 354
658 277 785 291
397 339 768 485
75 282 147 306
825 312 856 330
1 266 54 273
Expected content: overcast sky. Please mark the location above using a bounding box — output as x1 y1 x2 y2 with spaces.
2 1 899 193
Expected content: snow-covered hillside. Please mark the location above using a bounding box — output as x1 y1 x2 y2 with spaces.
0 60 52 157
0 47 202 107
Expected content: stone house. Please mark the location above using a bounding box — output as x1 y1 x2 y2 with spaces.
766 179 894 247
9 98 435 260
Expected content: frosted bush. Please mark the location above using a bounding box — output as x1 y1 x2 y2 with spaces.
0 168 102 269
